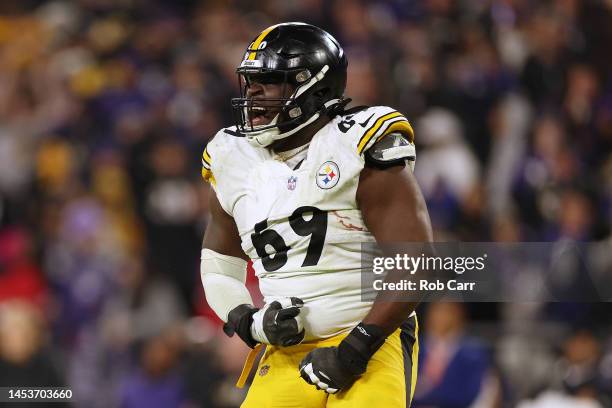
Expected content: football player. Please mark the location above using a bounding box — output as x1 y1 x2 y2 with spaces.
200 22 432 407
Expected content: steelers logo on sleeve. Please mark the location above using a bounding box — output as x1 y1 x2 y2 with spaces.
316 161 340 189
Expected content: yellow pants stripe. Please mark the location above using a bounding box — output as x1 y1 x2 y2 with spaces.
410 317 419 404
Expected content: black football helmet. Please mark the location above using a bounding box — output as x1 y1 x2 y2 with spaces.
231 22 348 147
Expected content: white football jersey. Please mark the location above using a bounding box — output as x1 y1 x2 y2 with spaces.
202 106 415 340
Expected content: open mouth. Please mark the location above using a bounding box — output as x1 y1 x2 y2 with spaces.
248 106 270 126
247 102 282 127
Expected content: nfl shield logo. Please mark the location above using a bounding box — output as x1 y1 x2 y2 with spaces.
287 176 298 190
259 364 270 376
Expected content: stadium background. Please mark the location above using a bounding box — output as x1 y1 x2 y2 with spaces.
0 0 611 407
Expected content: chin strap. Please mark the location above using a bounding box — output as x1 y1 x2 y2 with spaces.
246 112 321 147
322 98 351 118
250 98 348 147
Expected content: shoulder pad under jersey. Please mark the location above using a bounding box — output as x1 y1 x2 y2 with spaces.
365 131 416 171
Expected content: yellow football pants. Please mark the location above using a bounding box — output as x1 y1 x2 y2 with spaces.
241 315 418 408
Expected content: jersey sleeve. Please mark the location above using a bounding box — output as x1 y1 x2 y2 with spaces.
201 144 216 187
199 127 251 217
354 106 415 156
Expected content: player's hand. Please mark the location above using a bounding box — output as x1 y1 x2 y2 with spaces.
251 297 305 346
224 304 259 348
299 346 356 394
299 322 387 394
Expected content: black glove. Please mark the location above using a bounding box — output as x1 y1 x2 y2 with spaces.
251 297 305 346
299 323 386 393
223 304 259 348
224 298 305 348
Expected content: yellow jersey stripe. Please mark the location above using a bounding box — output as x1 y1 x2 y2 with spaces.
202 148 212 165
369 116 411 149
201 147 211 170
247 24 279 60
357 111 403 154
381 120 414 144
201 167 216 186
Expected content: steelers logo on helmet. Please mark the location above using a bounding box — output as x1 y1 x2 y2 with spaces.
231 22 348 148
316 161 340 189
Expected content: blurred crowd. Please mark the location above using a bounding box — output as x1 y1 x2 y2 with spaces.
0 0 611 407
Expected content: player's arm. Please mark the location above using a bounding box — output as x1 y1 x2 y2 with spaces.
201 190 305 347
300 132 432 393
358 163 432 330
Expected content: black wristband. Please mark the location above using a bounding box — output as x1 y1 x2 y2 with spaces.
223 304 259 348
337 323 387 376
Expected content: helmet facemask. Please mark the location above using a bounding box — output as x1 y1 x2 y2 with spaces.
231 65 334 148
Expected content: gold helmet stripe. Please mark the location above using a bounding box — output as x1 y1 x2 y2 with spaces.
247 24 281 60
